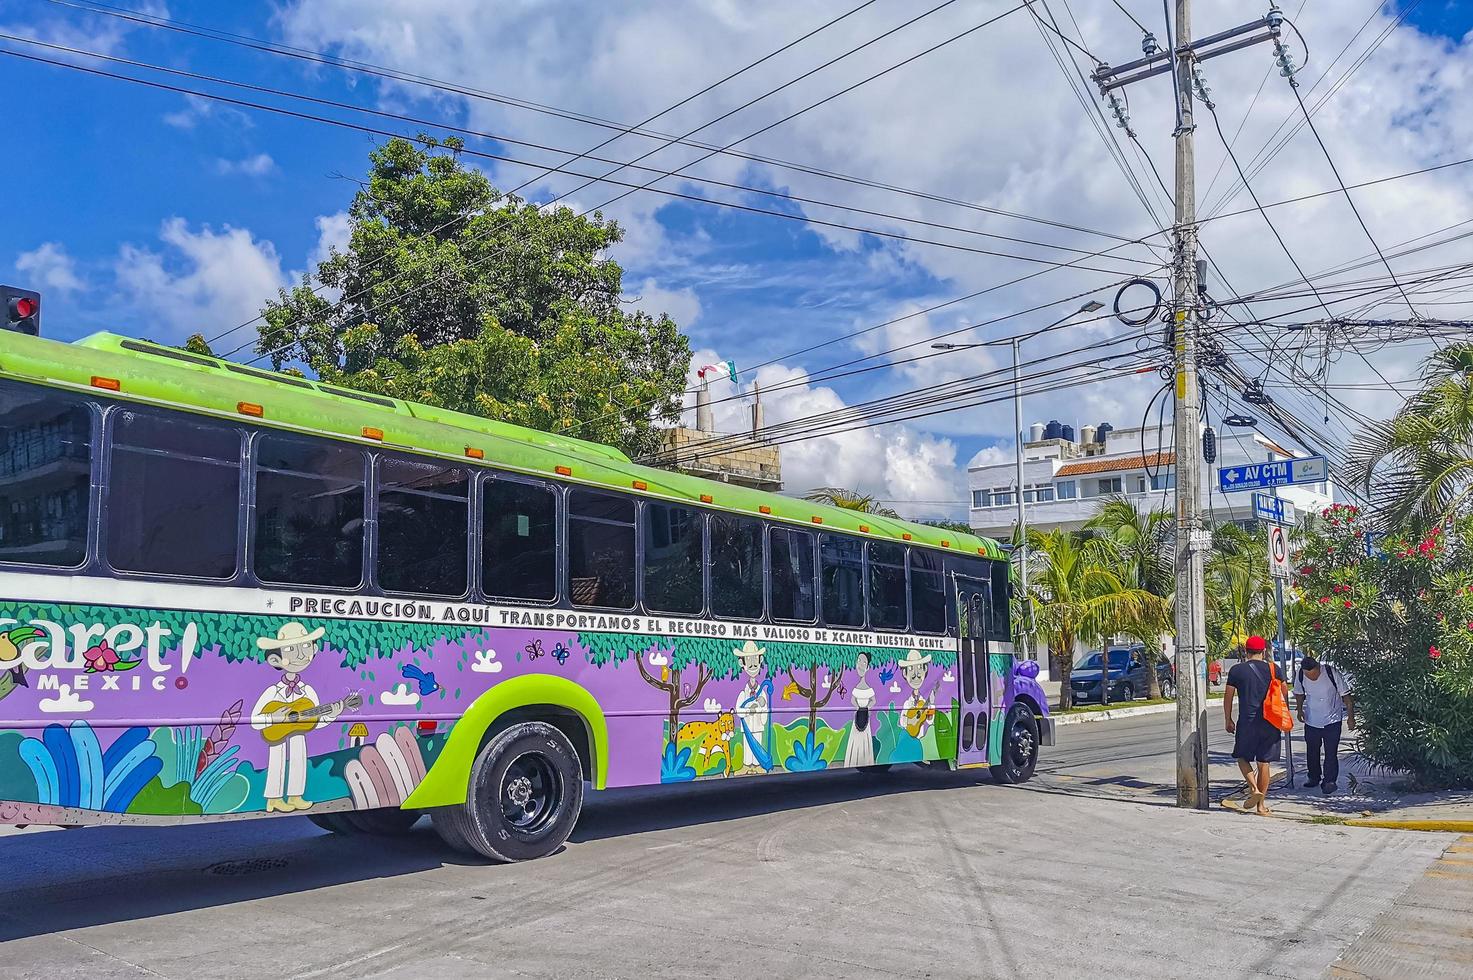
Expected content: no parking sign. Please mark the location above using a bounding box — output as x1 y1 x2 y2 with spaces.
1267 524 1291 580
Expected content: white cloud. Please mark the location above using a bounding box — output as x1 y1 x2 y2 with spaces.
15 242 83 293
113 218 289 343
310 211 352 273
39 684 94 714
381 683 421 706
628 277 701 327
702 697 723 713
648 650 669 666
213 153 277 177
471 649 503 674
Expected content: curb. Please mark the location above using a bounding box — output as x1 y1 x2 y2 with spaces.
1343 819 1473 833
1053 702 1178 726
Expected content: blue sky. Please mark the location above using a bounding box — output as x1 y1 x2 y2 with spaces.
5 1 1473 516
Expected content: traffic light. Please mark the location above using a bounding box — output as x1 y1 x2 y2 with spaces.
3 285 40 336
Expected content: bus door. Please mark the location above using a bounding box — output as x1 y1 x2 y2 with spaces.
953 574 993 768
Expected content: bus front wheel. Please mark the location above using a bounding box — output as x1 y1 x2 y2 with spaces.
989 703 1040 785
432 721 584 863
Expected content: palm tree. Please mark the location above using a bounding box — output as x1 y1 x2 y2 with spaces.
801 486 900 517
1349 342 1473 529
1085 498 1175 697
1204 522 1275 659
1024 527 1171 710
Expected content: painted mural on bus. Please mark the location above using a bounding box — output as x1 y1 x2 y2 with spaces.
0 595 1044 825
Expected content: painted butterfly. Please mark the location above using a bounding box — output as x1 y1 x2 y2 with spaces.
525 639 545 660
551 643 570 666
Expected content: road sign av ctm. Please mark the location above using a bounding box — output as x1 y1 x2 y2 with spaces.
1218 455 1328 492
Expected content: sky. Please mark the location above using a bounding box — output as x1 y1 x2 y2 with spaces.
4 0 1473 520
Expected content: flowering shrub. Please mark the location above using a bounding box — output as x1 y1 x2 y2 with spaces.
1291 504 1473 787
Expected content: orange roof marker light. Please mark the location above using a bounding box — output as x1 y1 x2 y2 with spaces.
91 376 120 391
361 426 384 441
859 524 870 533
902 532 912 541
941 540 951 548
811 516 823 524
464 446 485 460
236 401 264 418
700 494 713 504
759 505 772 514
555 465 572 476
632 480 648 491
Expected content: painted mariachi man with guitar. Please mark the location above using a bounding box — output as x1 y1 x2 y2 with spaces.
251 623 361 814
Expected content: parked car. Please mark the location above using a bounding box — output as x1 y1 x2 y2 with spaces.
1070 647 1175 703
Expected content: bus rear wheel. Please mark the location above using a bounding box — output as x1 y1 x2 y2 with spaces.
989 703 1040 785
433 721 583 863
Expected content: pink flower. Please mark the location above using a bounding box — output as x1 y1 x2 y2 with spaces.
1343 600 1353 608
1430 645 1442 659
83 641 119 672
1319 596 1331 604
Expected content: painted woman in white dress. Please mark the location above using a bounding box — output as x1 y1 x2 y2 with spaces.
843 651 877 768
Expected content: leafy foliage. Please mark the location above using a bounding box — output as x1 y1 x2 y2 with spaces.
252 136 692 458
801 487 899 517
1292 505 1473 787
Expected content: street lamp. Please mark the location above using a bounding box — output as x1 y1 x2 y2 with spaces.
934 299 1105 667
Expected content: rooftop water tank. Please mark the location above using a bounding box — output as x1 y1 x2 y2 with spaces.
1061 424 1075 442
1029 421 1046 442
1097 422 1114 444
1045 420 1063 440
1080 424 1097 445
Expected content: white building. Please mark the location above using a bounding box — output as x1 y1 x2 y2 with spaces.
967 420 1336 540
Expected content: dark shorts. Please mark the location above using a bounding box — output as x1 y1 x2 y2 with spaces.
1232 719 1283 762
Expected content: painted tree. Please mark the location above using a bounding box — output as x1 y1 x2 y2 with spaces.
762 642 854 738
579 633 741 745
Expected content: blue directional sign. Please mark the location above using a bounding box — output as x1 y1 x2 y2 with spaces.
1252 492 1296 525
1218 455 1328 492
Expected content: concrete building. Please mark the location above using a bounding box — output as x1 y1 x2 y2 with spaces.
967 419 1336 539
652 381 783 492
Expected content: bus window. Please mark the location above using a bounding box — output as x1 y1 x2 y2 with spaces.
567 488 635 610
482 478 557 602
107 411 240 579
770 527 815 622
376 457 469 597
909 548 946 634
710 514 764 620
253 434 366 589
990 558 1011 641
0 382 92 567
867 541 907 631
642 502 704 615
820 534 865 628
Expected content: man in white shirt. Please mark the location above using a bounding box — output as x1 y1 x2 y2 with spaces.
1292 655 1356 795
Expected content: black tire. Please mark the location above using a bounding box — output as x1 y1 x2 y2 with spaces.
1121 682 1136 701
989 703 1040 785
346 807 421 836
432 721 583 863
308 812 362 835
1160 677 1176 700
856 764 893 774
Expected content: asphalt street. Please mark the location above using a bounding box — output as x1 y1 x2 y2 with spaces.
0 716 1462 980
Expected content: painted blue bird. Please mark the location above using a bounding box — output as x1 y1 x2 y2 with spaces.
400 663 440 697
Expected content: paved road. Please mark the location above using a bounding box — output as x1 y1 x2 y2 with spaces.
0 730 1462 980
1034 710 1243 805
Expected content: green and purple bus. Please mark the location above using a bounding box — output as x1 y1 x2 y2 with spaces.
0 328 1051 861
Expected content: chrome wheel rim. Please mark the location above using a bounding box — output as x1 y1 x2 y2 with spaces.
499 752 560 836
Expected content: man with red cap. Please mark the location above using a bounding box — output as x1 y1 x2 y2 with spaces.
1222 635 1283 815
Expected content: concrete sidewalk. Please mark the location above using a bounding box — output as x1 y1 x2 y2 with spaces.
1222 750 1473 831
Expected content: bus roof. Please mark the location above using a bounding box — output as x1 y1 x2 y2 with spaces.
0 329 1004 559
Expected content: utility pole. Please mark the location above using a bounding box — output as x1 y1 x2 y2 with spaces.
1093 3 1286 809
1012 336 1031 664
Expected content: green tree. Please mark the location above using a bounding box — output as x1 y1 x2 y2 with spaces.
580 634 740 748
1292 506 1473 787
1085 498 1174 697
1204 522 1275 660
1024 528 1169 710
255 136 692 458
801 487 899 517
1350 343 1473 529
919 518 974 535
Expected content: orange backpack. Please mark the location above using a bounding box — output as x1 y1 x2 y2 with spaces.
1262 660 1293 732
